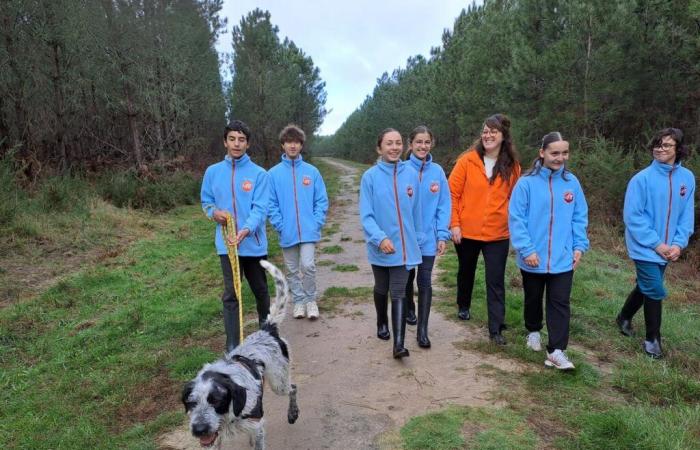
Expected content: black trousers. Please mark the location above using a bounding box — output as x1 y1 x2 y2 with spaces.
220 255 271 325
372 265 410 304
454 238 509 334
521 269 573 353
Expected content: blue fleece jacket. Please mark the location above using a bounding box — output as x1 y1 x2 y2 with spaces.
509 164 589 274
268 154 329 248
624 159 695 264
201 154 269 256
360 160 423 268
408 153 452 256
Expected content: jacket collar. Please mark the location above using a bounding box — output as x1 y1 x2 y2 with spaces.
409 153 432 171
651 159 679 174
376 158 404 174
225 153 251 167
281 154 304 166
535 162 565 178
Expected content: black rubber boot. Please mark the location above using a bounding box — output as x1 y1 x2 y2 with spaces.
617 286 643 337
391 298 409 359
405 269 417 325
374 292 390 340
416 288 432 348
643 296 663 359
223 302 240 353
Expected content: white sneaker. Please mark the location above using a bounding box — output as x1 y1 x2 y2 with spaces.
526 331 542 352
306 301 319 320
293 303 306 319
545 349 575 370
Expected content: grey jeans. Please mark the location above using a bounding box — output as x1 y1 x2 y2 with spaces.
282 243 317 305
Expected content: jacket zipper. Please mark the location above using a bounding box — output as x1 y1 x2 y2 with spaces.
393 164 407 264
230 160 238 225
547 172 554 272
292 160 302 242
664 170 673 243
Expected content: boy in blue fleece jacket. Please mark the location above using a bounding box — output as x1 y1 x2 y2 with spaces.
268 124 328 321
403 126 451 348
509 132 589 370
360 128 423 359
616 128 695 359
200 120 271 352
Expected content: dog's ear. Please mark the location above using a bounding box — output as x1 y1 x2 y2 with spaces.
219 376 247 417
182 381 195 412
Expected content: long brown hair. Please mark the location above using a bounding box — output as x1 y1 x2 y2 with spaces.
471 114 519 184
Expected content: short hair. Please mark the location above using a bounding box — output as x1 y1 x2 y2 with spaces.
224 120 251 141
649 127 691 163
279 124 306 145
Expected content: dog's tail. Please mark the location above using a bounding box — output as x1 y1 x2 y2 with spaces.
260 260 290 326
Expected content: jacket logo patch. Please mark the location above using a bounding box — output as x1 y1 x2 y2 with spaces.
302 175 312 186
430 182 439 193
242 180 253 192
406 186 414 198
563 191 574 203
680 184 687 197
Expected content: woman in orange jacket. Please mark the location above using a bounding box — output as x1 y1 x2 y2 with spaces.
448 114 521 344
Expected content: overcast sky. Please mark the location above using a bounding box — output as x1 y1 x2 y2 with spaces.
216 0 469 135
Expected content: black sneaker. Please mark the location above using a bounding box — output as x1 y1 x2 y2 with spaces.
490 333 506 346
458 307 470 320
616 315 633 337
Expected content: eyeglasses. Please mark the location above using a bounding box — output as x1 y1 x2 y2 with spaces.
654 143 676 150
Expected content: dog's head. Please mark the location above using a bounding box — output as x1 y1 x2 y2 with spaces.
182 370 248 447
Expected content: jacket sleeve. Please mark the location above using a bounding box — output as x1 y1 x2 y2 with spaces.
359 171 387 247
314 169 329 229
436 169 452 242
447 156 467 229
242 170 270 233
508 179 537 258
200 166 216 219
267 173 283 232
623 175 662 249
572 180 590 252
671 176 695 249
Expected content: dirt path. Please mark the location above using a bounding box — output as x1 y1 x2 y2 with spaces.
160 158 521 450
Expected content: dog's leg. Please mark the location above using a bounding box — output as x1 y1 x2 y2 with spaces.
287 383 299 424
254 422 265 450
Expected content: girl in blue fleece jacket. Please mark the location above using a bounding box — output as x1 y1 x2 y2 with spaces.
360 128 422 359
268 124 329 321
616 128 695 359
509 132 589 370
403 126 451 348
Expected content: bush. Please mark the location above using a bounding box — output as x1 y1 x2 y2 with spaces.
96 171 139 208
0 155 23 227
35 175 90 215
96 170 200 211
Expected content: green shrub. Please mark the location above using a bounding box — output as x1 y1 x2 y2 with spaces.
96 170 200 211
0 155 23 227
96 171 139 208
35 175 90 215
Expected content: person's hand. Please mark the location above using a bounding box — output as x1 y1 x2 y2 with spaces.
212 209 229 225
655 243 672 260
437 240 447 256
523 252 540 268
667 245 682 262
451 227 462 244
379 238 395 254
573 250 583 270
236 228 250 245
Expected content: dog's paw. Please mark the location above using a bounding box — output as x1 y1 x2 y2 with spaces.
287 405 300 424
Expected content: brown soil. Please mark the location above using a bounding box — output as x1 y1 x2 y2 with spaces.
159 158 524 450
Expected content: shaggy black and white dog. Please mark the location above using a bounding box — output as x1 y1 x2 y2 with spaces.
182 260 299 449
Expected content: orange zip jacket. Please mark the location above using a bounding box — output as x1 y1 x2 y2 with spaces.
448 149 521 241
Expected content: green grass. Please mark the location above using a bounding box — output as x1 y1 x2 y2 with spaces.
0 206 281 449
403 244 700 449
320 244 343 254
332 264 359 272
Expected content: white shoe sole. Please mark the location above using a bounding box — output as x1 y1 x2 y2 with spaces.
544 360 575 370
527 342 542 352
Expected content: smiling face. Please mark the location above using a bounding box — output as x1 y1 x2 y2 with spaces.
481 125 504 154
282 139 303 159
539 140 570 171
409 132 433 160
653 135 677 165
377 131 403 163
224 131 249 159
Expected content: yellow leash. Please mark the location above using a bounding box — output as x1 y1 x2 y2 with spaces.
222 213 244 343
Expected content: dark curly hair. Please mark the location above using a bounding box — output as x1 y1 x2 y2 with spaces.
649 128 691 163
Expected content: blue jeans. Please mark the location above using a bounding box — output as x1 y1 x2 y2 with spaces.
282 243 318 305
